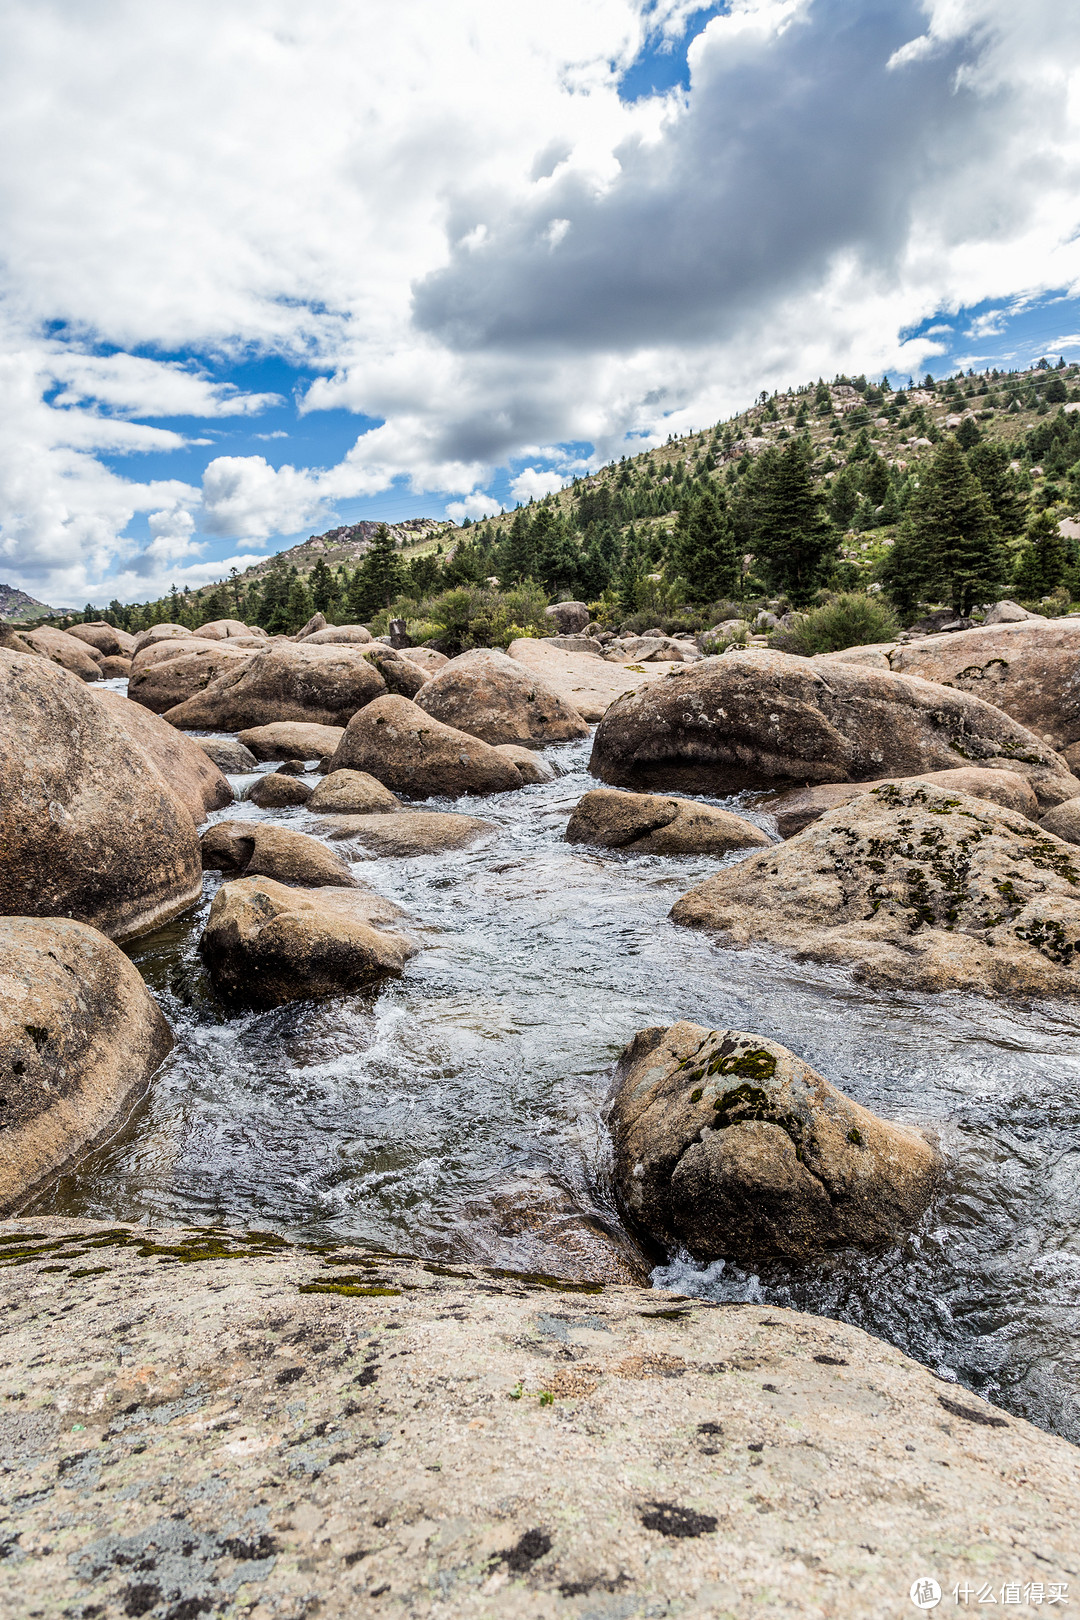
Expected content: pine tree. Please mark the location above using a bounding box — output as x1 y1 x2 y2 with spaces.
497 510 536 584
670 487 738 602
257 564 292 633
863 454 890 506
1013 509 1065 598
309 557 335 614
348 524 404 619
285 574 315 631
967 441 1027 535
530 507 579 596
749 441 837 603
890 436 1003 615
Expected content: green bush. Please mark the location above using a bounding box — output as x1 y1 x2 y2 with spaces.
381 581 549 656
772 592 900 656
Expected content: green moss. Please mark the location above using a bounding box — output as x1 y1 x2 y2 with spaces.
715 1048 777 1081
847 1127 864 1146
300 1280 403 1297
689 1088 704 1103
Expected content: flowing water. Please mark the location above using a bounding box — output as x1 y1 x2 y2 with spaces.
29 721 1080 1444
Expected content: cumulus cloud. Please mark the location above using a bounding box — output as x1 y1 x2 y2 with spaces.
510 467 569 503
445 492 504 522
1 0 1080 602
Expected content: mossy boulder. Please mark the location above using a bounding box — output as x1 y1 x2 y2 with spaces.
607 1022 940 1263
671 781 1080 1000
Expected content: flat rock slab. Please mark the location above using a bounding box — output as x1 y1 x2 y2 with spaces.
508 638 680 722
316 809 497 856
238 721 346 761
0 1218 1076 1620
763 766 1040 838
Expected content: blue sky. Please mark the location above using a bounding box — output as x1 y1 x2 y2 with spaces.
2 0 1080 606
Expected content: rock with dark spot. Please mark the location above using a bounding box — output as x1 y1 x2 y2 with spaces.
197 738 259 774
566 788 770 856
164 644 386 731
414 648 588 746
764 766 1040 838
608 1022 940 1264
589 646 1078 809
245 773 313 808
200 822 357 888
0 917 173 1210
639 1502 718 1538
328 694 524 798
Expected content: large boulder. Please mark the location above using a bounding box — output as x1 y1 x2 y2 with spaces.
315 810 496 856
544 600 590 634
982 600 1044 625
590 647 1078 809
200 821 357 888
130 622 193 654
414 647 588 746
327 694 524 797
127 644 255 714
400 645 448 675
194 618 253 640
92 689 234 821
18 627 102 682
886 619 1080 753
765 766 1040 838
566 788 770 856
508 637 683 721
197 736 258 774
302 624 372 644
607 1023 941 1263
671 780 1080 1000
67 621 135 657
361 643 427 698
199 876 414 1007
1037 798 1080 845
307 769 402 814
129 636 213 671
0 652 202 941
237 721 345 761
98 655 132 678
0 918 173 1210
163 644 386 730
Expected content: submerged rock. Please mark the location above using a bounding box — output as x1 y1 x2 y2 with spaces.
671 780 1080 1000
199 876 414 1007
0 919 173 1210
328 694 524 798
315 809 496 856
0 651 202 942
307 768 402 815
566 788 770 856
607 1023 940 1263
590 646 1078 809
237 720 346 761
414 647 588 745
456 1179 650 1285
764 766 1040 839
201 821 358 888
164 644 386 731
93 689 234 822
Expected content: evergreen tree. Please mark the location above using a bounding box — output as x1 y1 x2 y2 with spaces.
1013 509 1065 597
748 441 837 603
887 436 1003 615
827 466 860 528
967 440 1027 535
285 574 315 631
256 564 292 633
497 510 536 584
309 557 336 614
532 507 580 596
863 454 890 506
670 487 738 602
347 524 404 619
956 415 981 451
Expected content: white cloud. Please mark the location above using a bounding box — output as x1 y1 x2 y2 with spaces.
445 491 503 521
509 467 569 503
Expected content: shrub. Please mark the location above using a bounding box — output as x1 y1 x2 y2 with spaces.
772 592 900 656
391 582 549 655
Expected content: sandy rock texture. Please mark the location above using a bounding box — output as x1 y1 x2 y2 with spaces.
0 1217 1076 1620
329 694 525 798
201 821 358 888
200 876 414 1006
0 651 202 941
128 643 255 713
415 648 588 746
129 635 214 671
607 1024 940 1263
590 647 1078 809
567 788 770 857
17 625 103 681
508 638 680 722
763 766 1040 838
361 643 428 698
67 621 136 657
308 769 402 814
93 688 234 821
316 810 497 857
302 623 373 644
246 772 313 808
195 618 255 640
1039 799 1080 845
494 742 557 783
0 925 172 1210
164 644 387 731
237 721 346 761
400 645 449 675
131 622 194 653
672 780 1080 999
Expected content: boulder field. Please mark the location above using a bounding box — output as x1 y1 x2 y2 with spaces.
415 647 588 745
1 1218 1075 1620
590 646 1080 808
200 821 359 888
328 694 525 797
66 620 136 657
164 644 387 730
0 651 202 942
671 780 1080 1000
607 1024 940 1264
0 921 173 1210
15 625 104 681
199 876 415 1007
566 788 770 857
128 642 255 713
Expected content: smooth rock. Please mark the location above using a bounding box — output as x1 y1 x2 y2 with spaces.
328 694 524 797
164 643 386 731
294 611 328 639
315 809 496 856
306 769 402 815
415 647 588 746
245 772 313 808
982 599 1045 625
0 651 202 941
361 643 427 698
301 624 373 644
589 646 1077 809
129 636 213 671
508 637 682 722
608 1023 940 1262
493 742 557 783
17 627 102 682
194 618 252 640
0 921 173 1211
199 876 413 1007
671 780 1080 1000
196 737 259 773
130 622 193 654
98 655 132 678
3 1215 1072 1620
1038 799 1080 845
237 721 346 761
127 644 254 713
66 621 135 657
200 821 357 888
457 1177 650 1285
92 689 234 821
567 788 770 856
541 634 604 655
399 644 447 674
544 599 590 633
765 766 1040 838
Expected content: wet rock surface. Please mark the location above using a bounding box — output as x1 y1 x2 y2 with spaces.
200 876 414 1006
246 771 314 808
307 768 402 814
607 1024 940 1263
315 809 497 857
197 736 259 773
415 647 589 746
201 821 359 888
329 694 525 797
0 1218 1076 1620
672 780 1080 999
566 787 771 856
590 647 1079 807
237 720 346 761
0 924 173 1210
164 644 387 730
